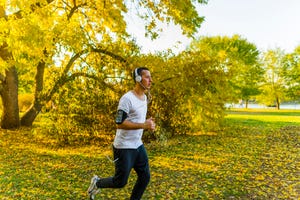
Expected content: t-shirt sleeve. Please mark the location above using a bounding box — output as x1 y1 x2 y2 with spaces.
118 95 131 114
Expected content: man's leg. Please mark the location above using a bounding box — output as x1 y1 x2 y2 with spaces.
130 145 150 200
97 148 134 188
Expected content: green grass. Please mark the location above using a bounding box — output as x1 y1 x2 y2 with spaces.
0 110 299 199
226 108 300 128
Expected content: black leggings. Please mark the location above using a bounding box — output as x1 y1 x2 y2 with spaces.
96 145 150 200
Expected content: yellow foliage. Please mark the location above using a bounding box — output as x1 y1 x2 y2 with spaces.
217 50 227 60
18 93 33 112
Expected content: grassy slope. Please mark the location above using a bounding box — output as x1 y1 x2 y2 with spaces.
0 109 299 199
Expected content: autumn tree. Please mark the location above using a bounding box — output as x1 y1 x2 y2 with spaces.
189 35 262 108
257 48 287 109
0 0 207 129
283 46 300 101
143 35 260 134
166 50 228 132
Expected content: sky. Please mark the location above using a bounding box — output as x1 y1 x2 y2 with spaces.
125 0 300 54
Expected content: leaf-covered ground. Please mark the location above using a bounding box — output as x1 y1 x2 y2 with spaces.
0 110 299 199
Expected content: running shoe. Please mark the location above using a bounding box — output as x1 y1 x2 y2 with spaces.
87 175 100 200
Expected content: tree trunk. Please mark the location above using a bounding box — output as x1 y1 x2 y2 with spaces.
0 7 20 129
20 61 45 126
0 67 20 129
276 97 280 110
20 101 42 126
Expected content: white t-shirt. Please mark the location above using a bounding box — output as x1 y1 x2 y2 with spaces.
113 91 147 149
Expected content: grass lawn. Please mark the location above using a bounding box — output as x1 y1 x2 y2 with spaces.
0 109 299 199
226 108 300 128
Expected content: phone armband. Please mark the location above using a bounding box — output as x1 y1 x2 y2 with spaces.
115 110 128 124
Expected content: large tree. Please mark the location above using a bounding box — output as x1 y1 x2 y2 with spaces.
0 0 207 129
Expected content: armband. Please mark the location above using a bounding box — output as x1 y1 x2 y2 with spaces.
115 110 128 124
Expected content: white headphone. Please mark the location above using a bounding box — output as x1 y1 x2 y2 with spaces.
134 68 142 82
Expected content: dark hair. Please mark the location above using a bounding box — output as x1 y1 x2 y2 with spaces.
133 67 149 82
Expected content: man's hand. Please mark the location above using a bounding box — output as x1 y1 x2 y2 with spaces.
144 117 156 131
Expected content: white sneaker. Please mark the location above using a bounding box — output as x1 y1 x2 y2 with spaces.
87 175 100 200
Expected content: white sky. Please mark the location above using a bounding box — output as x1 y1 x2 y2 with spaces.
125 0 300 54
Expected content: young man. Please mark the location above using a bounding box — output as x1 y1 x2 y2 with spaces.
88 67 155 200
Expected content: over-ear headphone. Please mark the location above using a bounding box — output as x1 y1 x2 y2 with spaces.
134 68 142 82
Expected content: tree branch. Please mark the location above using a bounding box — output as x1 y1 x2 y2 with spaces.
69 72 123 94
63 50 87 75
91 47 127 63
45 47 126 102
160 74 182 83
67 1 88 20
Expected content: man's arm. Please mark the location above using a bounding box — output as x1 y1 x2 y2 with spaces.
117 117 155 131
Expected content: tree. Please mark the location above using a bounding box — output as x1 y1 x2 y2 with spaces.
188 35 262 108
143 50 227 135
144 35 262 134
283 46 300 101
0 0 207 129
258 48 286 109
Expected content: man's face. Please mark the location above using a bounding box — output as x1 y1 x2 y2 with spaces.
141 70 152 89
